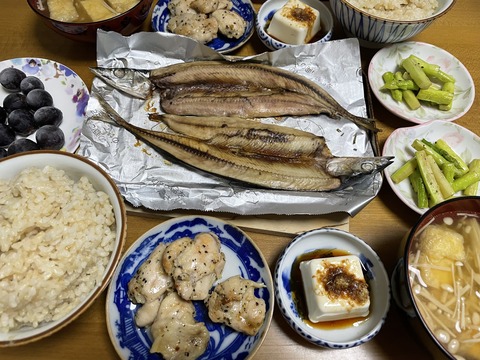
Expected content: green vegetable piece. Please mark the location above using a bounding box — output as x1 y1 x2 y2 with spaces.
438 82 455 111
412 139 448 166
452 168 480 193
391 158 417 184
381 71 404 102
464 159 480 196
409 55 456 83
427 155 455 199
416 150 444 206
441 162 456 184
403 89 421 110
435 139 470 174
391 89 403 102
416 88 454 105
409 168 429 208
401 56 432 90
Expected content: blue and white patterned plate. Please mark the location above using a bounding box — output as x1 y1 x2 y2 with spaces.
0 58 89 152
151 0 255 54
106 215 273 360
274 227 390 349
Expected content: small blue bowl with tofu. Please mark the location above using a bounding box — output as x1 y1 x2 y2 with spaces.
256 0 334 51
274 227 390 349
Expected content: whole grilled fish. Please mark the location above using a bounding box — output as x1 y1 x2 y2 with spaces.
90 61 379 132
93 96 392 192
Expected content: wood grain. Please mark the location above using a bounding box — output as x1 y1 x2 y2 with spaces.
0 1 479 359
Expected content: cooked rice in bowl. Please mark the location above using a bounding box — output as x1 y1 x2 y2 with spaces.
0 166 116 333
346 0 439 20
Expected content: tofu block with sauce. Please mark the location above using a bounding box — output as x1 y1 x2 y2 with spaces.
299 255 370 322
47 0 80 22
77 0 119 21
267 0 321 45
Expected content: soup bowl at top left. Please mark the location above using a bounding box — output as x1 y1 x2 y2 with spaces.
27 0 154 42
393 196 480 360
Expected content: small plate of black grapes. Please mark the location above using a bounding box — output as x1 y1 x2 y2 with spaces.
0 58 90 158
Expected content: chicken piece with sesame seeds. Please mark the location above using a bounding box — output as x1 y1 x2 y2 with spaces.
168 0 196 16
162 232 226 301
211 9 246 39
167 13 219 44
206 275 266 336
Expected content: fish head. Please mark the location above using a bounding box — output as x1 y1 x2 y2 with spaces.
90 67 152 100
326 156 394 177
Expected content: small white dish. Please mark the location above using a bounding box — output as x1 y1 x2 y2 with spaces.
382 120 480 215
151 0 255 54
274 227 390 349
256 0 334 51
368 41 475 124
0 58 89 152
107 215 273 359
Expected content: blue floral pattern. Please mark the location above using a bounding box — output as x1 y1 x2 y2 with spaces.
106 216 273 360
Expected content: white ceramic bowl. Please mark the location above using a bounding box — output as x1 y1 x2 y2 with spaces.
368 41 475 124
0 151 127 346
329 0 456 47
256 0 334 51
274 227 390 349
382 120 480 215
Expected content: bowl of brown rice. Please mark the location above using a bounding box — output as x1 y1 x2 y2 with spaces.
0 150 127 346
329 0 456 47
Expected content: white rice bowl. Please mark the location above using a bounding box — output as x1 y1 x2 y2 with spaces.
0 151 126 346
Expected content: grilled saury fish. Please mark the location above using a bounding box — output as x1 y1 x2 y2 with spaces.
92 96 392 192
90 60 379 132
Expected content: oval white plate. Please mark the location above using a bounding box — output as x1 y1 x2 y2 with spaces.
151 0 255 54
382 120 480 214
106 215 273 360
368 41 475 124
0 57 89 152
274 227 390 349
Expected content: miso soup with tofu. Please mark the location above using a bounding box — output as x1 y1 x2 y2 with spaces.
408 214 480 360
46 0 141 23
291 249 371 329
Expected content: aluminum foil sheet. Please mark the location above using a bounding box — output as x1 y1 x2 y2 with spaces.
77 30 383 216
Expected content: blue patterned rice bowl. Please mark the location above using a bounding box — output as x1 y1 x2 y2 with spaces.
329 0 456 46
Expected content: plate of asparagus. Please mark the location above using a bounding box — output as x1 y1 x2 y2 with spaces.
383 120 480 214
368 41 475 124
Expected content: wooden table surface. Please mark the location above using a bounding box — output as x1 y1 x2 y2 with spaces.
1 1 479 359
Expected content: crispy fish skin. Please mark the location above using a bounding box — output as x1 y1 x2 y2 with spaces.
150 61 379 132
149 113 333 160
94 96 391 191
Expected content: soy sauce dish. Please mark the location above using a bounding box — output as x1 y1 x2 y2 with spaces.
274 227 390 349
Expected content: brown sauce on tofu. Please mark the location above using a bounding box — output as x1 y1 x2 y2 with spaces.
290 249 370 330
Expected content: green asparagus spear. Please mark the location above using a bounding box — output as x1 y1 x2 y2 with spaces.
403 89 421 110
411 139 448 166
409 168 429 208
464 159 480 196
401 56 432 89
439 82 455 111
435 139 470 174
391 158 417 184
441 162 457 184
452 168 480 193
409 55 456 83
416 87 454 105
427 155 455 199
416 150 444 206
382 71 403 102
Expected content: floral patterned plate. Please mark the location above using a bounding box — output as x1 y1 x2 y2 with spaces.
106 215 273 360
151 0 255 54
368 42 475 124
382 120 480 214
0 58 89 152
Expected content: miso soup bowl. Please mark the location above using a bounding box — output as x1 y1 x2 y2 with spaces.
27 0 154 43
392 196 480 359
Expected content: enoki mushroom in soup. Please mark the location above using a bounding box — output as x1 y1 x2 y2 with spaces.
408 214 480 359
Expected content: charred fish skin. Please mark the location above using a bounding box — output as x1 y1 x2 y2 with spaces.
149 114 333 160
93 95 391 191
93 95 344 191
150 61 379 132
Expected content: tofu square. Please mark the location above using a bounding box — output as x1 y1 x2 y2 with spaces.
266 0 321 45
299 255 370 322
